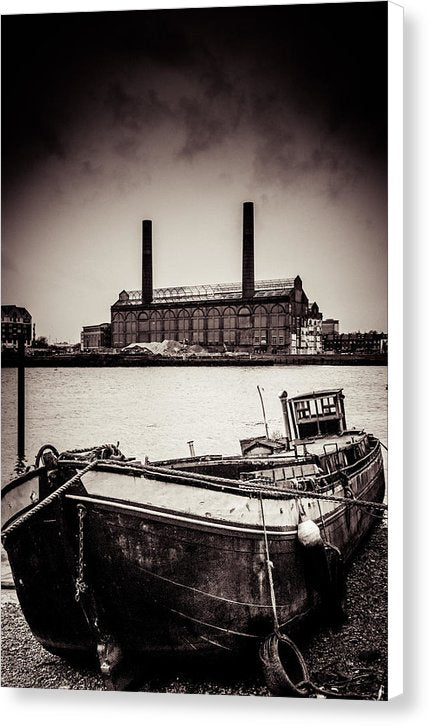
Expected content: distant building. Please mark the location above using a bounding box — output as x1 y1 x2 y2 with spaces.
1 305 32 347
300 302 323 354
81 323 111 351
321 318 339 336
110 203 323 355
323 331 387 354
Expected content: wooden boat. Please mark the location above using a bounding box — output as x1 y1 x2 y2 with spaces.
1 389 386 693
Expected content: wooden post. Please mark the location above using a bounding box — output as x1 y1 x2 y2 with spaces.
17 334 25 459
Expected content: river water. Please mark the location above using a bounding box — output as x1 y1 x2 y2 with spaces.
1 365 388 481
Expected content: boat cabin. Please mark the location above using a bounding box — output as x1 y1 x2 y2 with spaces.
239 436 287 457
279 389 347 442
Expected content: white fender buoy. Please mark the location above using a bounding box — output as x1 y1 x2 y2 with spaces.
297 514 323 548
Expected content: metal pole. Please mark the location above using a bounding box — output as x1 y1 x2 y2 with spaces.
257 385 269 439
17 334 25 459
187 440 195 457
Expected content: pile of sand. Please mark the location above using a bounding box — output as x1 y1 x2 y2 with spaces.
122 340 208 357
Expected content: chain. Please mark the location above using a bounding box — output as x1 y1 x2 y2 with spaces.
75 504 87 602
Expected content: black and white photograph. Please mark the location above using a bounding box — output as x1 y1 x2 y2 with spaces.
1 0 400 703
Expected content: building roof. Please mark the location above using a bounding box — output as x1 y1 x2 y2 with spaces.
82 323 111 332
1 305 31 319
289 388 343 401
114 278 298 306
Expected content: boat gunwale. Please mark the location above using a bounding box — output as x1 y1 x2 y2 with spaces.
1 440 383 536
63 464 383 538
1 465 46 498
56 438 381 498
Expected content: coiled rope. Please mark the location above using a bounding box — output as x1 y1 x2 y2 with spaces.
58 443 120 459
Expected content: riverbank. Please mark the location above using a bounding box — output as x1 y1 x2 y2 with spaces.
2 352 387 367
1 521 387 698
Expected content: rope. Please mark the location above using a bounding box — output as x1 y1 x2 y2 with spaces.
58 443 119 459
316 498 329 541
380 441 388 451
240 482 387 511
1 459 97 544
75 454 386 513
259 493 279 633
296 679 380 700
258 491 383 700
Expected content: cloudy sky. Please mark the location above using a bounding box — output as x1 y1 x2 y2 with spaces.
2 1 387 342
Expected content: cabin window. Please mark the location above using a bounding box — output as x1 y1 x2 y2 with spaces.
296 401 311 419
321 397 337 415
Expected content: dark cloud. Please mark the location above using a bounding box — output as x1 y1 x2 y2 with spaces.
2 3 387 192
178 96 228 158
106 83 172 132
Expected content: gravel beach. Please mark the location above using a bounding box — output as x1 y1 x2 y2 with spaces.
1 520 387 699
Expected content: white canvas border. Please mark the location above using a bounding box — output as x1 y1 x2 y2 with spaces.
387 0 404 701
0 0 410 720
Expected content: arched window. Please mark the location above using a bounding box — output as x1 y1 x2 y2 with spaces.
237 306 252 345
112 312 125 348
125 312 137 345
191 309 205 344
164 310 176 338
270 304 287 348
150 311 163 342
138 313 150 343
223 307 236 345
253 306 268 347
178 310 190 343
207 308 220 344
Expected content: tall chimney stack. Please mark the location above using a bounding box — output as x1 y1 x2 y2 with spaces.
242 201 255 299
142 219 153 304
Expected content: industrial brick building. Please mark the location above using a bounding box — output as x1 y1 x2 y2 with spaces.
111 203 323 354
323 331 387 355
81 323 112 351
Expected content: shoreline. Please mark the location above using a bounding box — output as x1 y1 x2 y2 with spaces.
2 353 387 368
